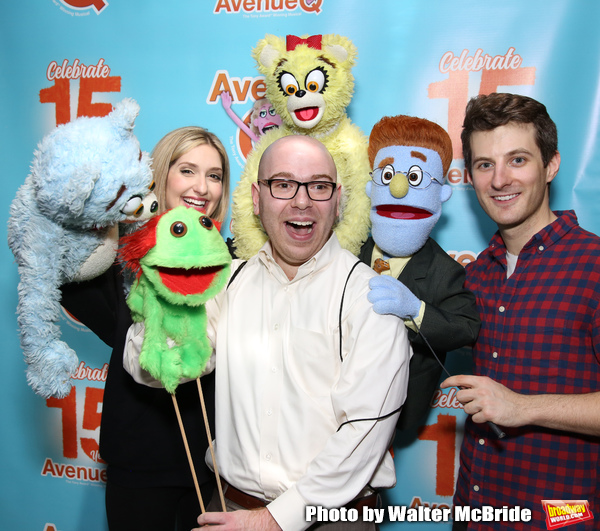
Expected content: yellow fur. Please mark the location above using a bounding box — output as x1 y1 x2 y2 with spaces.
231 34 371 259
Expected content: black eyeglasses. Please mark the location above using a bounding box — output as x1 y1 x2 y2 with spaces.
258 178 337 201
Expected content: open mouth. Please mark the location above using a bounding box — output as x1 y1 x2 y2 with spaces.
375 205 432 220
183 197 207 212
294 107 319 122
158 265 223 295
286 220 314 236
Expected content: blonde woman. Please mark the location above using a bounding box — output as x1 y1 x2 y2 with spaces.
61 126 231 531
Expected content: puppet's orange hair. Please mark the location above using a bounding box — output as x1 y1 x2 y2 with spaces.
368 115 453 175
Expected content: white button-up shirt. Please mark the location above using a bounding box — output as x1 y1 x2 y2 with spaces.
206 235 410 530
124 234 411 530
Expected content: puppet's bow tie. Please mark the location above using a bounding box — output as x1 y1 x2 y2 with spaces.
286 34 322 51
373 258 390 274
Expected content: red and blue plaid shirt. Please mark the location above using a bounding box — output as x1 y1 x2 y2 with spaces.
456 211 600 530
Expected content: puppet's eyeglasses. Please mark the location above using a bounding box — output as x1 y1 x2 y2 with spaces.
370 164 443 189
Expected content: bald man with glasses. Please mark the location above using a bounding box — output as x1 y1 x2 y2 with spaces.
126 136 411 531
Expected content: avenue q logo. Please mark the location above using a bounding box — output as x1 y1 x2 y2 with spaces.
56 0 108 15
214 0 323 15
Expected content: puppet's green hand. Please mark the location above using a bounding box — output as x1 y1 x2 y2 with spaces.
139 328 182 394
179 336 212 380
126 281 145 322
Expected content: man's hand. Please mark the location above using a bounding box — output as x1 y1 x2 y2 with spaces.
440 375 526 427
442 375 600 436
193 508 281 531
368 275 421 320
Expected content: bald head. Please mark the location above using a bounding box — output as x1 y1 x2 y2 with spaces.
252 134 341 280
258 135 337 183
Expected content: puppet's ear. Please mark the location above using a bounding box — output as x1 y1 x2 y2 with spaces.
322 34 357 67
324 44 348 63
109 98 140 134
440 183 452 203
253 34 285 70
366 180 372 198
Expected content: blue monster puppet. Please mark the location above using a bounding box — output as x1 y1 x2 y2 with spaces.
359 115 480 430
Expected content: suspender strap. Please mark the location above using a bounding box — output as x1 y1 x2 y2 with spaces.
226 261 247 290
338 260 362 363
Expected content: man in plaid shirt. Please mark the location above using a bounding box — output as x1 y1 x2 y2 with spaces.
442 93 600 530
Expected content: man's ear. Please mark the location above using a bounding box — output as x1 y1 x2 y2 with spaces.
335 184 342 218
251 181 260 216
466 170 474 186
546 151 561 184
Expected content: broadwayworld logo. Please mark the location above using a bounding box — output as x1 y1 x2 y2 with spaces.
542 500 594 529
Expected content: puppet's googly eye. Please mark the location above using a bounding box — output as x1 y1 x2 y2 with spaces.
407 166 424 187
279 73 299 96
259 110 267 118
199 216 213 230
148 180 156 191
121 196 143 215
305 69 326 93
269 107 277 116
381 164 395 185
170 221 187 237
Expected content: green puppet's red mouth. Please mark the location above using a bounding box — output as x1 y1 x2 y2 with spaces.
375 205 432 220
294 107 319 121
158 266 223 296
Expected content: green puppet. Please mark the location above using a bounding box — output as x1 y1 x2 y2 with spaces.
119 206 232 393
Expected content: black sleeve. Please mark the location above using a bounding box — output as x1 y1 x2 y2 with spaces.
60 267 122 348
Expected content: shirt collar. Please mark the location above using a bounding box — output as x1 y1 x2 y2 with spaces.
487 210 578 261
257 232 340 282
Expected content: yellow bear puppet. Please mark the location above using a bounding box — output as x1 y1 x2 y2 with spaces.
230 33 371 259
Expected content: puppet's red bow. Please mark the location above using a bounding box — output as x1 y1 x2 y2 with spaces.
286 34 322 51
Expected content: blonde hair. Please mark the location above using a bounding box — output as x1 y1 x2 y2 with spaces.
151 126 230 222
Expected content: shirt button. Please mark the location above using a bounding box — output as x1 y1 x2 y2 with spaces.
499 306 505 313
478 439 485 445
538 245 545 252
265 453 272 461
492 352 498 359
266 409 272 416
271 366 277 373
274 323 279 330
473 485 480 492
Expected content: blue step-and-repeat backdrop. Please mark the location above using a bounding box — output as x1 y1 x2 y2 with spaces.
1 1 599 530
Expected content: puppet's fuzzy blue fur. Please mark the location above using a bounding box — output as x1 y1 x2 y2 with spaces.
7 99 154 398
